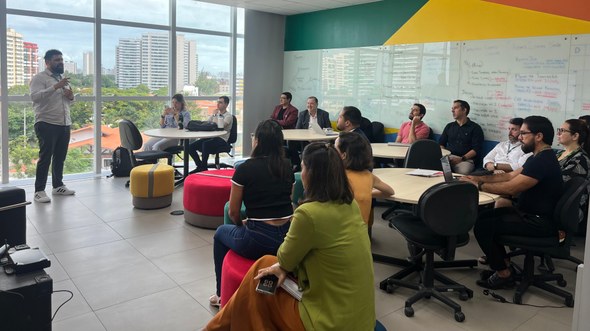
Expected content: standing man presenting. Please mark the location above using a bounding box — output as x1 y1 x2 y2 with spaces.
439 100 484 174
271 92 298 129
30 49 76 203
395 103 430 144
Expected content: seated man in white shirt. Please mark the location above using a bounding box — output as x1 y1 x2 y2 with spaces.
483 117 532 174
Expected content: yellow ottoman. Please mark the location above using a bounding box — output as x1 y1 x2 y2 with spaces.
130 163 174 209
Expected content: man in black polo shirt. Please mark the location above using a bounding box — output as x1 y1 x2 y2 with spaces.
460 116 562 289
439 100 484 174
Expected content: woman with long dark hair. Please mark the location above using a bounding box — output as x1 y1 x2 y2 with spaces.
209 119 294 307
143 93 191 151
205 142 375 330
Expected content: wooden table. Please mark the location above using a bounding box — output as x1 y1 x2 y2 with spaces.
373 168 498 205
282 129 338 141
371 168 499 267
144 128 226 185
371 143 451 160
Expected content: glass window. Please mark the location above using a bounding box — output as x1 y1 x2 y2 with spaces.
178 33 230 96
177 0 231 33
7 16 94 96
101 0 169 26
237 8 245 35
102 25 170 94
7 0 94 17
8 101 94 180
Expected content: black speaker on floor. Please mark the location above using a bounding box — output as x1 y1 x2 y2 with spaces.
0 269 53 331
0 187 27 247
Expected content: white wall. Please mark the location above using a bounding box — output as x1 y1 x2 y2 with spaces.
243 10 285 155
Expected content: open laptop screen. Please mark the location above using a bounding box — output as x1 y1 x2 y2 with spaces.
440 155 454 183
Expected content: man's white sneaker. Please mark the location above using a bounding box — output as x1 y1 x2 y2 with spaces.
52 185 75 196
34 191 51 203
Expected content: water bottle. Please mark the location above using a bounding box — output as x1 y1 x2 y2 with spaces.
217 113 224 129
178 113 184 130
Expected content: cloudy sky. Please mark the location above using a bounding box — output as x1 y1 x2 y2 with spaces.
7 0 244 75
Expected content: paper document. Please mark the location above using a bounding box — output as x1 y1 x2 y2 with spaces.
281 277 302 301
406 169 443 177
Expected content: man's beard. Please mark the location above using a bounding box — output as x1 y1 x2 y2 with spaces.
53 64 64 74
521 141 534 154
508 135 519 144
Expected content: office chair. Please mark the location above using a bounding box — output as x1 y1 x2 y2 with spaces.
371 121 385 143
381 139 443 220
498 177 586 306
381 181 478 322
360 117 375 142
118 119 172 167
208 115 238 169
164 144 185 179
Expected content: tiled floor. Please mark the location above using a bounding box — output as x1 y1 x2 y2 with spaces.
10 176 584 330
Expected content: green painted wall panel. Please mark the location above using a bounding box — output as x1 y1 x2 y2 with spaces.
285 0 428 51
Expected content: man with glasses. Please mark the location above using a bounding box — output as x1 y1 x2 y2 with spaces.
482 117 531 174
271 92 298 129
439 100 484 174
30 49 76 203
461 116 562 289
395 103 430 144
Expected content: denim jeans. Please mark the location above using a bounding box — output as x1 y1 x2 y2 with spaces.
213 220 290 296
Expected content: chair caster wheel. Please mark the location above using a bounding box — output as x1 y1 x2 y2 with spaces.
565 297 574 307
386 285 395 294
459 292 469 301
454 311 465 322
557 279 567 287
404 307 414 317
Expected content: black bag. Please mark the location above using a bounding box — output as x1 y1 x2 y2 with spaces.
186 120 217 131
110 146 133 177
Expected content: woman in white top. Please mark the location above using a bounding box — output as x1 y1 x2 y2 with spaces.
143 93 191 151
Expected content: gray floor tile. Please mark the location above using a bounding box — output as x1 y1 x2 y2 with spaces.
151 245 215 285
127 227 210 259
40 224 122 253
108 213 182 238
53 312 107 331
52 279 93 322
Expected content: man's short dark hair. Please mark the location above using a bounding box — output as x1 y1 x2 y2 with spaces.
342 106 362 127
282 92 292 101
44 49 62 62
509 117 523 126
523 115 554 145
453 99 470 115
308 96 318 104
414 103 426 116
219 96 230 104
579 115 590 124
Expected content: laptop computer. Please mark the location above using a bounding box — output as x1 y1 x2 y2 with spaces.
310 122 338 136
440 155 459 182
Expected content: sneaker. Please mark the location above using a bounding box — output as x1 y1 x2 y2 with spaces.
34 191 51 203
476 271 515 290
209 294 221 308
52 185 75 196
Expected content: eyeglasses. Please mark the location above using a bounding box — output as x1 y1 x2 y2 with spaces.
557 128 572 135
518 131 533 137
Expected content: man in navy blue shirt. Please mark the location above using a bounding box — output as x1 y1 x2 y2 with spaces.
439 100 484 174
461 116 562 289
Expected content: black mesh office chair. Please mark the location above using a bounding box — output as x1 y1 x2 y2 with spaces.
360 117 375 142
381 139 444 220
371 121 385 143
381 181 479 322
498 177 586 306
118 119 172 167
208 115 238 169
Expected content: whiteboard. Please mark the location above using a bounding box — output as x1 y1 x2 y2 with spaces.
283 34 590 143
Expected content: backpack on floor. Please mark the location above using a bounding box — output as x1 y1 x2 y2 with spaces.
110 146 133 177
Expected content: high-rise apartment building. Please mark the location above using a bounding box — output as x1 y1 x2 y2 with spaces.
115 33 198 91
7 28 24 88
83 51 94 75
64 60 77 75
23 41 39 85
115 38 141 88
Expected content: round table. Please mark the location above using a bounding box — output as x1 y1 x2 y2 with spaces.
371 143 451 159
282 129 338 141
144 128 226 185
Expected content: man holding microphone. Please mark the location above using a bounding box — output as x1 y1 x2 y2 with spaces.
30 49 76 203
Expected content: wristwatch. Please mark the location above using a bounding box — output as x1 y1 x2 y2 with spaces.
461 156 467 161
493 162 497 169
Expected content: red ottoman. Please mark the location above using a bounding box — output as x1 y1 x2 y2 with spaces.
183 169 235 229
220 249 256 306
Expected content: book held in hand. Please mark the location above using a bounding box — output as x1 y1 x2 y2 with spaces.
281 276 302 301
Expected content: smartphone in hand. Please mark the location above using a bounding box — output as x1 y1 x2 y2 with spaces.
256 274 279 295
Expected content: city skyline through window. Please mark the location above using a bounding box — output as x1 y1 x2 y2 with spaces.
1 1 244 184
